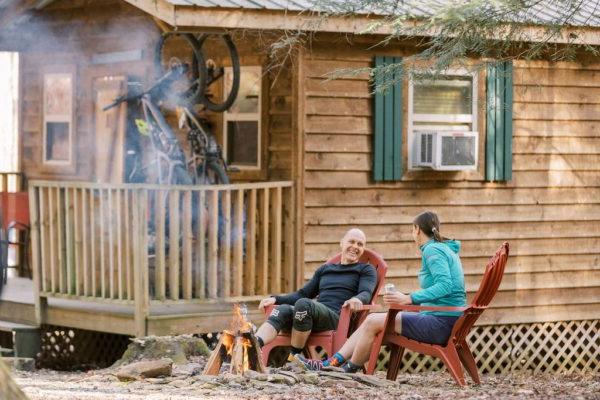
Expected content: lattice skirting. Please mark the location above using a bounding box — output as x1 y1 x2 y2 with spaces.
37 324 130 370
373 320 599 374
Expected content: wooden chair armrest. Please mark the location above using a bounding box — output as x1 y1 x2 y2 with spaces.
387 303 469 312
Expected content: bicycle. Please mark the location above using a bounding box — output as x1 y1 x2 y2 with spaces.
155 32 240 112
103 63 229 185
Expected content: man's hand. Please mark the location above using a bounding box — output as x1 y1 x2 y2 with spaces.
342 297 363 312
383 292 412 305
258 297 276 311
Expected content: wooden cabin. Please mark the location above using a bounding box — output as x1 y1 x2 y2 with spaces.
0 0 598 373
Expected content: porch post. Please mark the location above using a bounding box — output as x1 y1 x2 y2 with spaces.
28 184 47 325
132 189 149 337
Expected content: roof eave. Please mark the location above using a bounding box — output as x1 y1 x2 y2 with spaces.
122 0 600 46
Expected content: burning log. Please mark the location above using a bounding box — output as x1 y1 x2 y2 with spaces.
202 305 266 376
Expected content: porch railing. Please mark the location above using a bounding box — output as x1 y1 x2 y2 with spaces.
29 180 295 322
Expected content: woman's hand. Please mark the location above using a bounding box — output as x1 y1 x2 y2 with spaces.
258 297 276 311
383 292 412 305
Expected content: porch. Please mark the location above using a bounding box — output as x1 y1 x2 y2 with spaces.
8 179 296 337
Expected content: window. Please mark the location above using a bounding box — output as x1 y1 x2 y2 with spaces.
223 66 261 170
408 70 478 170
43 72 74 165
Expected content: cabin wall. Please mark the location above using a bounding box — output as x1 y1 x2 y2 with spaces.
17 0 294 183
18 0 158 182
300 39 600 325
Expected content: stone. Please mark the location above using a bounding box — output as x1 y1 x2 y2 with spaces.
318 371 353 380
116 358 173 381
298 372 319 385
243 369 269 381
173 362 202 376
113 335 209 367
351 373 392 388
169 379 191 387
276 370 300 383
267 373 295 385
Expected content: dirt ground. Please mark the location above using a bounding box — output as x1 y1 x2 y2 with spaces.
14 367 600 400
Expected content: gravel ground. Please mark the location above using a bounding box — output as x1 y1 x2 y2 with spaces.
13 367 600 400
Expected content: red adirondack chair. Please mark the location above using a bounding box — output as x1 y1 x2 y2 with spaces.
0 192 31 282
261 248 388 366
366 242 509 386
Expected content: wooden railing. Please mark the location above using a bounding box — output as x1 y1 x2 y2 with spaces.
29 181 295 309
0 172 23 192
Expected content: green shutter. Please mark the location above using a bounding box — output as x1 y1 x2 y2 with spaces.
486 60 513 181
373 56 403 181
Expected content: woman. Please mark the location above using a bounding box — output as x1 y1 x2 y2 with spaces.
295 210 466 372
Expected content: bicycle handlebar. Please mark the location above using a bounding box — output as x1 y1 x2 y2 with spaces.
103 63 190 111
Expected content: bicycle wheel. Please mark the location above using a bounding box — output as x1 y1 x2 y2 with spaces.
155 32 206 104
196 33 240 112
196 159 229 185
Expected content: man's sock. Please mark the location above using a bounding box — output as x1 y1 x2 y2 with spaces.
287 346 303 361
256 336 265 348
323 352 345 367
342 360 362 373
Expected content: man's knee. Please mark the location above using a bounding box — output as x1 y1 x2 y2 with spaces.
294 298 313 313
267 304 293 332
292 298 314 331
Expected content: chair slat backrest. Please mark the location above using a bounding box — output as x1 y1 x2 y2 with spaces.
471 242 509 307
326 249 388 304
451 242 509 344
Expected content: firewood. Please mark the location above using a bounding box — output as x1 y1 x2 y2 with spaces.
202 335 226 375
230 337 245 375
246 332 267 373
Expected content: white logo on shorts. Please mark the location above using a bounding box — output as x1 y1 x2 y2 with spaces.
270 309 280 317
294 311 308 321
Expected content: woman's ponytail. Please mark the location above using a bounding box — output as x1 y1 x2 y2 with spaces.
431 226 443 242
413 211 449 242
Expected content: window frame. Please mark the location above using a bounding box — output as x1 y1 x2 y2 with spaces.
407 68 479 171
41 65 76 174
222 65 263 172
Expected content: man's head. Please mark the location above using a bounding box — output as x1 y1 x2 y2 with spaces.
340 228 366 265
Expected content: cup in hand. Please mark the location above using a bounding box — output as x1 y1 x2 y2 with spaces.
384 283 396 295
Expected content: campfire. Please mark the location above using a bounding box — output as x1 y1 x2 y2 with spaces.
202 304 266 375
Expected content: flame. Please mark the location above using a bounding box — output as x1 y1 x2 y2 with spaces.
242 337 252 373
231 303 253 333
222 330 234 356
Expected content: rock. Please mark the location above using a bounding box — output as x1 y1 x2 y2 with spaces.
298 372 319 384
244 369 269 381
276 370 300 383
267 373 295 385
113 335 209 367
116 358 173 381
351 373 393 388
169 378 190 387
217 373 246 384
145 377 169 384
193 375 219 384
318 371 353 380
173 362 202 376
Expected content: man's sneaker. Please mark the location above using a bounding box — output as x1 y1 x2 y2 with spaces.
291 354 325 371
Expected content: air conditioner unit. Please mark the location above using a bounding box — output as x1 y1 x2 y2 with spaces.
414 131 478 171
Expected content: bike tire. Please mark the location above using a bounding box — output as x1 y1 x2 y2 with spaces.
196 160 229 185
155 32 207 104
207 160 230 184
196 33 240 112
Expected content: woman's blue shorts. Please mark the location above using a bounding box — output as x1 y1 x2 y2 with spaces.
401 312 460 345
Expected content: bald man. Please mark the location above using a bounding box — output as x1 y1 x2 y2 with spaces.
255 228 377 363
